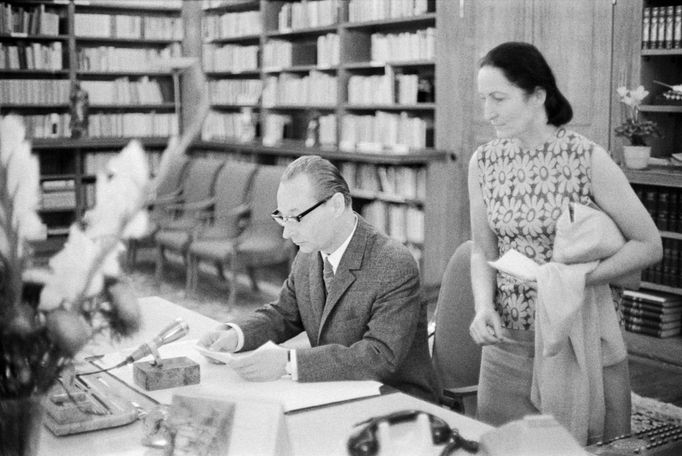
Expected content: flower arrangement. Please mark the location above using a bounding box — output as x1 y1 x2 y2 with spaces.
614 85 661 146
0 114 161 399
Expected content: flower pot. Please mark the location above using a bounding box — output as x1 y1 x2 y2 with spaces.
0 395 45 456
623 146 651 170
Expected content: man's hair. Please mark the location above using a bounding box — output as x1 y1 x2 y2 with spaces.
282 155 352 207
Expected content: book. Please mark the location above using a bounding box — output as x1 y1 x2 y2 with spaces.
624 322 681 338
622 289 682 307
622 299 682 315
622 316 681 331
622 305 682 323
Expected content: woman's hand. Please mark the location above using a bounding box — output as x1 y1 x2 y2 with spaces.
469 307 504 346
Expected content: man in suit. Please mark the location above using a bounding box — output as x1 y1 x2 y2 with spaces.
198 155 437 402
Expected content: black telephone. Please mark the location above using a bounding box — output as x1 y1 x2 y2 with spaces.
346 409 478 456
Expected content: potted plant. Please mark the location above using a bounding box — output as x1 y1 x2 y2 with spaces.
614 85 661 169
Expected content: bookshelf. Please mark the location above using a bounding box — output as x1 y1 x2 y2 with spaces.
0 0 180 251
195 0 447 282
613 0 682 298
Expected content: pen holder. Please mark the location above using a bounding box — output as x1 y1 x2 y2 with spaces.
133 356 200 391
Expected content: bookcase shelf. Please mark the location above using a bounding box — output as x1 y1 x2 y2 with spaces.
195 0 444 280
0 0 180 247
617 2 682 301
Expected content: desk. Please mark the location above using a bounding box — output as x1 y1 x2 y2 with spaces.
39 296 492 455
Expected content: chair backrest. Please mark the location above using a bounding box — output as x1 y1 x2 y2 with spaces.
180 158 225 205
155 153 189 199
247 164 287 233
236 164 295 264
431 240 481 392
208 161 258 238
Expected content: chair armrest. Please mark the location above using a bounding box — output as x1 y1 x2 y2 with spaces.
163 197 215 213
443 385 478 399
150 187 183 205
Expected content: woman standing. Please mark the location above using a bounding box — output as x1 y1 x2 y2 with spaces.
468 42 662 443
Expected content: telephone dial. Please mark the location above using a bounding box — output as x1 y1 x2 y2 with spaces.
346 409 478 456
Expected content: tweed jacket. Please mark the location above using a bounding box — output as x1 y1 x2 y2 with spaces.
232 215 438 402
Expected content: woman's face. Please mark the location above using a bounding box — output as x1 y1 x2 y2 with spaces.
477 65 544 140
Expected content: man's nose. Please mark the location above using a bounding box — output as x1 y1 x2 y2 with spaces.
282 222 294 239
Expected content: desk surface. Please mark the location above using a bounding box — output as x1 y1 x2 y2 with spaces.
39 296 492 456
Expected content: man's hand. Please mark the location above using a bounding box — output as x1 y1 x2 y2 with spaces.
197 327 238 364
229 344 288 382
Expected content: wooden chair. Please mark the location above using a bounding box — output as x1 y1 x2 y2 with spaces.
187 164 296 308
154 158 226 283
430 240 481 416
179 161 258 293
126 153 189 268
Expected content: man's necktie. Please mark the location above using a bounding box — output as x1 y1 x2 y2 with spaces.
323 257 334 294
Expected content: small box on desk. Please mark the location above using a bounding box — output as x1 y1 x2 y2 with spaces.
133 356 200 391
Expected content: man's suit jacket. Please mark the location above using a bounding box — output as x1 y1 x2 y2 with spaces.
233 215 438 402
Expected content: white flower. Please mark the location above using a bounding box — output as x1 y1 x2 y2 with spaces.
39 225 104 311
85 141 150 239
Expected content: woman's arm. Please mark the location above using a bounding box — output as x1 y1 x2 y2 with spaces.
468 152 505 345
586 147 663 286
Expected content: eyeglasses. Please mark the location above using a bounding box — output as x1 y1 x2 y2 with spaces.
271 195 331 226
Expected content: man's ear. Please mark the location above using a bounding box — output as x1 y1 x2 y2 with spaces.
330 192 345 214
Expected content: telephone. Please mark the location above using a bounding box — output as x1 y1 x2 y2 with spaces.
346 409 478 456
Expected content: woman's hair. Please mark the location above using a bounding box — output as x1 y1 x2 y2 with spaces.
480 41 573 127
282 155 352 207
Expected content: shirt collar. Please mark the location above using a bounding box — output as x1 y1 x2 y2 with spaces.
320 214 358 274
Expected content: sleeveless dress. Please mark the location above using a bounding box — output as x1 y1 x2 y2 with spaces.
474 129 630 438
476 128 593 330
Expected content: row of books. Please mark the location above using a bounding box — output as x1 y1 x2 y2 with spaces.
76 43 181 72
361 200 424 244
74 13 183 40
0 2 61 36
1 79 70 105
347 71 434 105
641 5 682 50
83 150 162 176
23 113 71 139
207 79 262 105
0 41 63 70
316 33 340 68
87 112 178 138
276 0 340 32
340 162 427 201
348 0 432 22
340 112 433 152
633 184 682 233
262 72 337 106
262 39 312 70
203 10 261 41
371 28 435 63
81 77 172 105
41 179 75 210
642 237 682 288
262 34 340 70
202 110 258 143
202 43 259 73
622 289 681 338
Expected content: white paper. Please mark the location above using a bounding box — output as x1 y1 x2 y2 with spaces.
92 339 381 412
488 249 540 282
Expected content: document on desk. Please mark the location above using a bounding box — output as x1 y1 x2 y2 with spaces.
92 339 381 412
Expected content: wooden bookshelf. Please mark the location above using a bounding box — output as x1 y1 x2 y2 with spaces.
614 1 682 298
0 0 179 244
192 0 446 282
